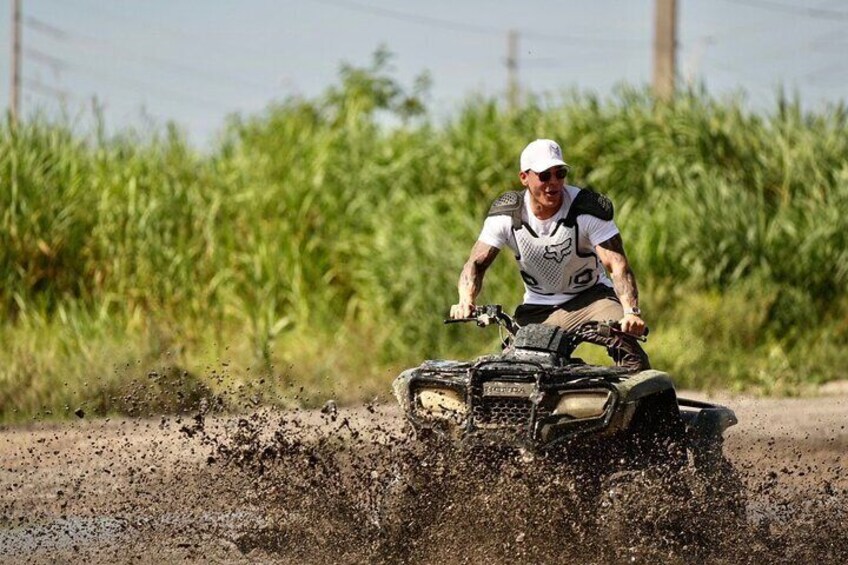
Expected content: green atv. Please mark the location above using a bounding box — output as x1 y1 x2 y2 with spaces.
393 304 737 471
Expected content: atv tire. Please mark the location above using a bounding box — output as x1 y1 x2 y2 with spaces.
597 469 690 561
691 447 747 523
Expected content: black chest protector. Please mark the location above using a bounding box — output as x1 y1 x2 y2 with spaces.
487 188 614 296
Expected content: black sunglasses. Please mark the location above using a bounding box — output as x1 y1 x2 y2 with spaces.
535 168 568 182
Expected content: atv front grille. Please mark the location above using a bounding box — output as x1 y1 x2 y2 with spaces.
472 397 548 428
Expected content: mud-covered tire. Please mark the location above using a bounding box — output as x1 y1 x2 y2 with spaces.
597 469 690 561
373 451 452 559
372 469 428 560
690 447 747 523
375 472 417 529
626 390 690 470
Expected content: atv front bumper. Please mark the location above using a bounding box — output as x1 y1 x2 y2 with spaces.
393 360 678 451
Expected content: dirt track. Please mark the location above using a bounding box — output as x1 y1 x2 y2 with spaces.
1 389 847 564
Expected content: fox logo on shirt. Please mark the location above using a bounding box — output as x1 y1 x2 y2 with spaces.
543 238 572 263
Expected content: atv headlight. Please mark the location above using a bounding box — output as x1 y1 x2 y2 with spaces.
415 388 467 417
553 390 611 419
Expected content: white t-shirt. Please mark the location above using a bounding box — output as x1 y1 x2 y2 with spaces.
478 186 619 305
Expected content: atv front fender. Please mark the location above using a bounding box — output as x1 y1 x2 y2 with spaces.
614 370 676 403
607 370 678 433
392 368 418 415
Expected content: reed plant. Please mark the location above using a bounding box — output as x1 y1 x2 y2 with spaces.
2 55 846 422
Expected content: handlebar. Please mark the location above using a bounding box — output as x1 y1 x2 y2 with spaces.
444 305 518 335
446 305 648 342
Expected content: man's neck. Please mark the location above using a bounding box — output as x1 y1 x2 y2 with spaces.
527 189 565 220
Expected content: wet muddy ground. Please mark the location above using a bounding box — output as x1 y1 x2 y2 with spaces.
1 391 846 564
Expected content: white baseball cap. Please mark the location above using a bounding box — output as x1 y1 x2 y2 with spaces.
519 139 570 173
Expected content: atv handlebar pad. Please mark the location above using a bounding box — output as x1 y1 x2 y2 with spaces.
513 324 575 356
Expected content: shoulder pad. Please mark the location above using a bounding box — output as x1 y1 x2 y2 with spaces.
488 191 523 216
487 190 524 229
568 189 614 222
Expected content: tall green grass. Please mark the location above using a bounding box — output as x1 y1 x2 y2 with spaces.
2 56 847 421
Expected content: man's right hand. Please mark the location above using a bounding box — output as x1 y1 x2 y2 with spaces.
450 302 475 319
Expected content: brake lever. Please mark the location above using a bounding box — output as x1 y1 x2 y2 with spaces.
597 322 649 342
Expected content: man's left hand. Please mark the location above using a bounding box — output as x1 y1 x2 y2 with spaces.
620 313 646 336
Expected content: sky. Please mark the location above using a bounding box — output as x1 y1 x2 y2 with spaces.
2 0 847 148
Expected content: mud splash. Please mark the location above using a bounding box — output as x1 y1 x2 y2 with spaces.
2 404 846 564
173 405 848 564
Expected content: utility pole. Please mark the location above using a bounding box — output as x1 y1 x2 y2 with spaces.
652 0 677 102
10 0 22 125
506 29 519 111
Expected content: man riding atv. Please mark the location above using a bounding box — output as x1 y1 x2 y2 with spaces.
388 141 743 538
391 141 742 524
450 138 649 371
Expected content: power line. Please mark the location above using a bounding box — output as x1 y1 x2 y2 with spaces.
310 0 502 35
722 0 848 21
707 63 781 102
24 46 68 73
23 15 68 39
803 59 848 86
40 0 282 62
22 17 234 111
23 77 73 101
59 61 234 112
675 13 847 87
24 16 274 94
808 27 848 48
20 39 235 112
309 0 647 48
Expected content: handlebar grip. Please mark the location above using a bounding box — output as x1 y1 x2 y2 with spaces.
444 318 477 324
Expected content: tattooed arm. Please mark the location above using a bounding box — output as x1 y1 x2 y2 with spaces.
450 241 500 319
595 234 646 336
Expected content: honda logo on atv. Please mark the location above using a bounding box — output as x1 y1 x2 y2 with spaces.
543 238 572 263
483 381 536 398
